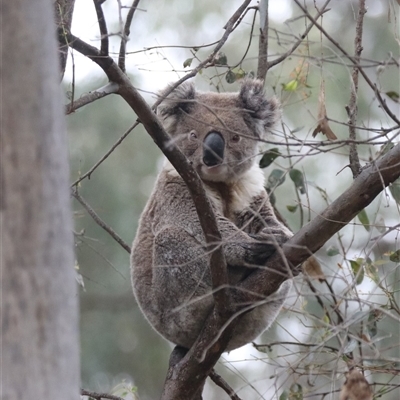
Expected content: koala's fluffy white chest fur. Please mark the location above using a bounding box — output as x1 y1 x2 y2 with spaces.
165 160 265 219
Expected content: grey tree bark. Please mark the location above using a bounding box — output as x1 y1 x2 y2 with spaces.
1 0 80 399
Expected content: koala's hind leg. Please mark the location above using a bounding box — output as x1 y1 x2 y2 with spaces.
227 280 292 350
151 226 214 348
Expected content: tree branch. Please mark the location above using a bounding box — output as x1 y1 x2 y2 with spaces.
71 121 139 187
64 32 231 312
209 370 242 400
66 82 119 114
118 0 141 72
54 0 76 79
81 389 124 400
264 0 331 74
347 0 366 178
293 0 400 127
71 187 131 253
93 0 109 56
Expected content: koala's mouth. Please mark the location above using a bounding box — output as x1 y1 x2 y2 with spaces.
200 164 228 181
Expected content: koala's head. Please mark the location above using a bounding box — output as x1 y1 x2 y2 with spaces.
158 79 280 183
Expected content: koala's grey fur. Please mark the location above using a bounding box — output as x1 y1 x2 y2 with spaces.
131 79 293 351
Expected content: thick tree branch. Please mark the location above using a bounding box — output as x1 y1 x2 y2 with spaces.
347 0 366 178
209 370 242 400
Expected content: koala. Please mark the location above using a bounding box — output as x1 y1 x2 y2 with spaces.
131 79 293 351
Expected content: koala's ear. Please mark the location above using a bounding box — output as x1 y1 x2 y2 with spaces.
157 82 196 119
239 79 280 138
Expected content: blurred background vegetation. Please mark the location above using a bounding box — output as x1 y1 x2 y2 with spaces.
64 1 400 398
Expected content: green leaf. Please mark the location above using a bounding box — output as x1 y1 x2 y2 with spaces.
389 249 400 263
282 79 298 92
326 246 339 256
289 169 306 194
232 66 246 80
279 390 289 400
367 309 379 338
289 383 303 399
214 51 228 65
183 58 193 68
287 205 298 213
365 261 380 284
357 209 370 231
349 258 364 285
389 177 400 205
259 148 281 168
386 91 399 103
266 169 286 190
225 70 236 84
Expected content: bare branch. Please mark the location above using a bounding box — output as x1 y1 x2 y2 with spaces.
209 370 243 400
93 0 109 56
81 389 124 400
72 188 131 253
118 0 141 72
54 0 76 79
66 82 119 114
264 0 331 74
256 0 269 80
347 0 366 178
152 0 252 110
71 121 139 187
293 0 400 127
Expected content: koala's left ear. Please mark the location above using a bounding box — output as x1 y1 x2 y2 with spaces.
238 79 280 138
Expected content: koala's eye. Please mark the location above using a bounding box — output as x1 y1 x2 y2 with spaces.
189 131 198 141
231 134 241 143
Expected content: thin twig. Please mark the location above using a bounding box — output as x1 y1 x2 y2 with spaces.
118 0 141 72
209 370 242 400
293 0 400 127
152 0 252 110
93 0 109 56
66 82 119 114
347 0 366 178
265 0 331 73
72 188 131 253
71 121 138 187
81 389 124 400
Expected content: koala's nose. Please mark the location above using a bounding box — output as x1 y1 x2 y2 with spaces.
203 131 225 167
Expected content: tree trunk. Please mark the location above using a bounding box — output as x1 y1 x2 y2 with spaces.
1 0 80 399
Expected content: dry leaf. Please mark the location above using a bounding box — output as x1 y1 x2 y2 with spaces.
312 80 338 140
339 369 373 400
302 255 325 280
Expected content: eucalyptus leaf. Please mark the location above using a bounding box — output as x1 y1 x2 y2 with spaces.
183 58 193 68
287 205 298 213
259 148 281 168
326 246 339 256
267 169 286 190
357 209 370 231
343 338 358 354
225 70 236 84
349 258 364 285
389 177 400 205
289 168 306 194
389 249 400 263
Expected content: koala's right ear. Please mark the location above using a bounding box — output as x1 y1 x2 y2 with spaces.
157 82 196 119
